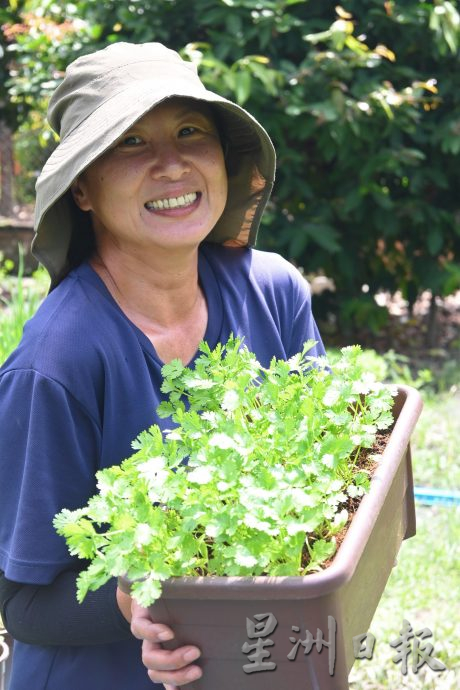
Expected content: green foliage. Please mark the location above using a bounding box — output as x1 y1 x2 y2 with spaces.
54 335 395 607
327 346 433 391
0 249 48 364
13 112 57 203
0 1 22 130
2 0 460 332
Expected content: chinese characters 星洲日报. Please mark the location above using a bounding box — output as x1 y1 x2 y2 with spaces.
241 614 446 676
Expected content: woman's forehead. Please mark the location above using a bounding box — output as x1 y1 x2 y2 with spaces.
131 97 215 127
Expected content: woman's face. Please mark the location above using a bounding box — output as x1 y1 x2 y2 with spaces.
71 97 228 255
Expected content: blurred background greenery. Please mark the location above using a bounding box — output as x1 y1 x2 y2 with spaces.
1 1 459 687
1 0 460 342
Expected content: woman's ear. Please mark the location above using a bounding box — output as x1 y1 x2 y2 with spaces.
70 177 92 211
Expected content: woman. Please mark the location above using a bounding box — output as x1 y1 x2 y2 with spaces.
0 42 326 689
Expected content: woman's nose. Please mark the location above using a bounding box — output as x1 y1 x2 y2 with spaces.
149 143 191 180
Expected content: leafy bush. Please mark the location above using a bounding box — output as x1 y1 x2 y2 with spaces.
55 336 395 607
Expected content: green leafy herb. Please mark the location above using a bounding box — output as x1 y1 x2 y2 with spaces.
54 337 396 607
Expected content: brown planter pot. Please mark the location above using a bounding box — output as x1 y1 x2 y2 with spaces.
120 384 423 690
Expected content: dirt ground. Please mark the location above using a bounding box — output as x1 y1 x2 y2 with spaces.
318 286 460 387
346 290 458 354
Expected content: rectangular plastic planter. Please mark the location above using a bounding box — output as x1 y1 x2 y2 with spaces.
123 384 423 690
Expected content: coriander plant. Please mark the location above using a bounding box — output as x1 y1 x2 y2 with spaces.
54 337 396 607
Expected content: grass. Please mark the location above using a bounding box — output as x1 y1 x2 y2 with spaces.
349 506 460 689
0 264 459 687
410 389 460 490
0 253 49 364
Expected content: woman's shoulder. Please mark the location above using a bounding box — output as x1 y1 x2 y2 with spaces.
201 243 307 289
0 263 128 385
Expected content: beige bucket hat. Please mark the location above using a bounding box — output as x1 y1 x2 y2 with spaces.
32 42 276 288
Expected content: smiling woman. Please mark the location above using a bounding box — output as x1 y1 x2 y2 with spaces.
0 42 326 690
68 98 229 364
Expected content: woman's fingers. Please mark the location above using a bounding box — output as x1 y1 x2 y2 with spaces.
130 600 175 642
142 640 201 671
148 664 202 686
143 640 202 686
130 600 202 686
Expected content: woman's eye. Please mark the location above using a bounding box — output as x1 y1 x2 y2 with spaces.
179 126 197 137
119 134 143 147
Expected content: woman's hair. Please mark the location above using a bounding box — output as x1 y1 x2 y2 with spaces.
66 198 97 271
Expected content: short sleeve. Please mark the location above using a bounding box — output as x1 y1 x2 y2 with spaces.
0 369 101 584
284 264 326 359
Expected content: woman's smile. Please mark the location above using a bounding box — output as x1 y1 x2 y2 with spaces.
144 191 200 213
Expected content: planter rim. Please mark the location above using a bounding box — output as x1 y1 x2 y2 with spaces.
121 384 422 601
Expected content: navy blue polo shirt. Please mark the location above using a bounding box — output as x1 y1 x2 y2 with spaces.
0 243 325 690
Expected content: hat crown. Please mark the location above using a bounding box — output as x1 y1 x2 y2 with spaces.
48 42 199 138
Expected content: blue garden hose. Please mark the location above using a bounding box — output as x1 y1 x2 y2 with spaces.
414 486 460 506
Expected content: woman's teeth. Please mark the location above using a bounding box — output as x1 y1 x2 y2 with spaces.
145 192 198 210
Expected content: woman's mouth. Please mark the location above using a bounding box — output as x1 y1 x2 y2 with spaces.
144 192 199 211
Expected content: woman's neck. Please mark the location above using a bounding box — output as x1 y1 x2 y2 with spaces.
90 244 208 364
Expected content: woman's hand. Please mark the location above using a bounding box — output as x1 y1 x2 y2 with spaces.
121 593 203 688
116 586 133 622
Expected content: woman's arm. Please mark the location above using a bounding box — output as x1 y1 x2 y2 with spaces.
1 571 203 686
0 569 131 646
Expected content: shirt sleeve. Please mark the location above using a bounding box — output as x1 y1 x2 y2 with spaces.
0 569 131 646
0 368 102 584
283 262 326 359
